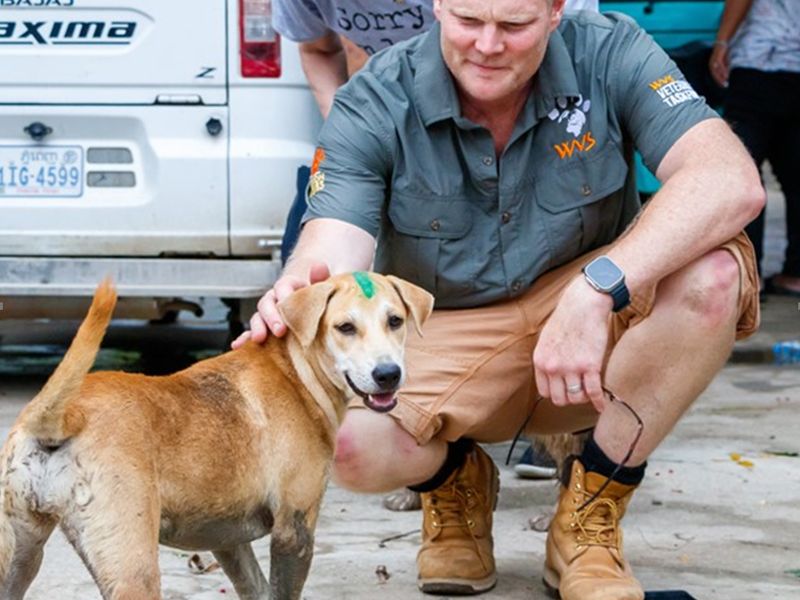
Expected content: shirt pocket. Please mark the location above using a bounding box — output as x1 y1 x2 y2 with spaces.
535 144 628 270
382 192 477 301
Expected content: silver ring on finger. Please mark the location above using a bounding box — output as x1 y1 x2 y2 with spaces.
567 382 583 395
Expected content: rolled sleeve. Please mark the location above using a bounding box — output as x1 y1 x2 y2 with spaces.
272 0 329 42
301 87 393 238
610 18 719 174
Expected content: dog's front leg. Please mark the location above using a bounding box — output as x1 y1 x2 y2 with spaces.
269 509 317 600
212 543 269 600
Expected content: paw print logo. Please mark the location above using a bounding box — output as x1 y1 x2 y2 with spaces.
548 95 592 138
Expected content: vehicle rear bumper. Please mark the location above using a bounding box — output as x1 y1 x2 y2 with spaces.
0 256 279 298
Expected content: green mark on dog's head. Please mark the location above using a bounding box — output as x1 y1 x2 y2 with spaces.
353 272 375 299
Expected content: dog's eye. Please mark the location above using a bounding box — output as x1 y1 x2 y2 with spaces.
388 315 404 330
335 322 357 335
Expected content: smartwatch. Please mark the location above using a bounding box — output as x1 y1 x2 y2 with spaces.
582 255 630 313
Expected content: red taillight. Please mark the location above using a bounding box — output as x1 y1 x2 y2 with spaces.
239 0 281 78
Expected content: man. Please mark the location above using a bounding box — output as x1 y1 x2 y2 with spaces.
236 0 763 597
710 0 800 296
275 0 596 488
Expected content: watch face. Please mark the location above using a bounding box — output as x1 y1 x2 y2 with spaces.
586 256 624 291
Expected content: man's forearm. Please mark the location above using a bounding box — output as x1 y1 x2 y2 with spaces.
283 218 375 281
606 119 764 293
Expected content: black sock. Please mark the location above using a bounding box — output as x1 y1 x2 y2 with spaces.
579 435 646 486
408 438 474 492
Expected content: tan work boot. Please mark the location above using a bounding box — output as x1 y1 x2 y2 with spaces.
417 444 499 595
544 458 644 600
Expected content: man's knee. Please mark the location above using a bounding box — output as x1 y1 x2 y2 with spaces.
333 409 422 492
660 249 741 330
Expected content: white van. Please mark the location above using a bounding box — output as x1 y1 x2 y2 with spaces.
0 0 320 333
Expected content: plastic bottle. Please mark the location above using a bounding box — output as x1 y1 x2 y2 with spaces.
773 340 800 364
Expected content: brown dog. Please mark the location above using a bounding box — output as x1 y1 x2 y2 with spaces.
0 272 433 600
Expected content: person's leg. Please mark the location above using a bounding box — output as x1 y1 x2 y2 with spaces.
332 290 558 595
333 409 446 492
280 166 311 266
765 72 800 288
544 235 758 600
595 249 740 464
724 69 772 276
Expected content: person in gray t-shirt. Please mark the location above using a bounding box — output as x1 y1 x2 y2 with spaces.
273 0 597 119
273 1 435 118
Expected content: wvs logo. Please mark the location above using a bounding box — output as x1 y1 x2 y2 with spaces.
0 20 136 45
548 95 596 159
648 74 699 108
553 131 596 160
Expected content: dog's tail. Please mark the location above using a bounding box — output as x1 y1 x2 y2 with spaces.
21 279 117 444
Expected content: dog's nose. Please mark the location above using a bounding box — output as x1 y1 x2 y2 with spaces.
372 363 401 390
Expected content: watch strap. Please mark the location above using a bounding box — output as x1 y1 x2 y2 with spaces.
610 282 630 313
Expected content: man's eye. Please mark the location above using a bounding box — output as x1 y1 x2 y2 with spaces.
335 322 357 335
458 16 481 26
388 315 404 330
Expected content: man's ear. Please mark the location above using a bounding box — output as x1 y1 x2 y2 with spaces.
277 281 336 348
386 275 434 336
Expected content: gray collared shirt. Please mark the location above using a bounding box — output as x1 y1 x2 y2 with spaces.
303 11 718 308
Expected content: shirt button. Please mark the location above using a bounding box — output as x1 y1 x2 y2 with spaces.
511 279 522 292
430 219 440 231
482 155 494 166
501 211 511 224
581 184 592 197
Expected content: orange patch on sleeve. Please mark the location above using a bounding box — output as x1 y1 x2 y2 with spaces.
311 147 326 174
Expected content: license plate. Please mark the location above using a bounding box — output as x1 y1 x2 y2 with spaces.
0 146 84 198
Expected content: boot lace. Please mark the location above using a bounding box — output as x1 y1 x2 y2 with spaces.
427 481 490 570
574 496 621 549
428 482 478 531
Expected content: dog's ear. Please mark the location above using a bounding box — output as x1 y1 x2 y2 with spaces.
277 281 336 348
386 275 434 336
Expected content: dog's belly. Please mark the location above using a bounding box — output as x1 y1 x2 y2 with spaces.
159 506 274 551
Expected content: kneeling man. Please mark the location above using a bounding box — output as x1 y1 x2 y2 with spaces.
237 1 763 598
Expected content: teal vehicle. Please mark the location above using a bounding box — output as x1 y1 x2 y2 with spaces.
600 1 725 195
600 1 724 49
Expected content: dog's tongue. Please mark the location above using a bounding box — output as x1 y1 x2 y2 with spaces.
365 392 397 413
369 392 395 407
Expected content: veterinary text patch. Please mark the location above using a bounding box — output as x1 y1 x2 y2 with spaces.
649 75 699 107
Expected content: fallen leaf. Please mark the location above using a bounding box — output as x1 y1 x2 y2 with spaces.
729 452 741 462
737 460 754 468
375 564 391 584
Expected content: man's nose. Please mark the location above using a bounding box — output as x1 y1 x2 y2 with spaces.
372 363 402 390
475 24 504 55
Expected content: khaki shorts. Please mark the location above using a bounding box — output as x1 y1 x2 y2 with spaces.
351 231 760 445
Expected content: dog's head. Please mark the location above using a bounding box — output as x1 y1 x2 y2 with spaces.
277 272 434 413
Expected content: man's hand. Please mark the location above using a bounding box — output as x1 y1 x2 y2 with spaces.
533 277 614 413
231 262 330 349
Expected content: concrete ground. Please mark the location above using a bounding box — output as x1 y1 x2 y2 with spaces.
1 176 799 599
